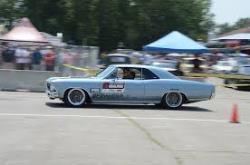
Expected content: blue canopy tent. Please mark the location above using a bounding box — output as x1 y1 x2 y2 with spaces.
143 31 209 53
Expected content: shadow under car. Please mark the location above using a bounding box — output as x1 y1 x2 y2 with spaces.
46 102 213 112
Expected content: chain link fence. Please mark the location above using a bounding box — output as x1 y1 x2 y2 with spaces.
0 44 99 77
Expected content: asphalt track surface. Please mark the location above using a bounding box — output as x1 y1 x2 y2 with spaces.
0 84 250 164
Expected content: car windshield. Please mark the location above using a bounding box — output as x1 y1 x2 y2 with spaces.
95 66 115 78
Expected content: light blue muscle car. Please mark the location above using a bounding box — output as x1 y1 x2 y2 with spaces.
46 64 215 109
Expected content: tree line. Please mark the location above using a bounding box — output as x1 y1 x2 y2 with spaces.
0 0 213 51
216 18 250 35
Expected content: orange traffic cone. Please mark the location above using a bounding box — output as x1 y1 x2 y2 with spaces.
230 104 240 123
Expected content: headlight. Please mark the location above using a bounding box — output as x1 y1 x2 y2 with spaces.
50 85 57 92
47 83 51 90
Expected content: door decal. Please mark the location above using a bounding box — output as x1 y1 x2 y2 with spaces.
92 82 125 100
102 82 124 89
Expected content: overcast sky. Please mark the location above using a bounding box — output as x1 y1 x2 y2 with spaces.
211 0 250 25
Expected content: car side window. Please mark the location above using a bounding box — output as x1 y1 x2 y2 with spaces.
121 67 140 80
142 68 159 80
104 67 140 80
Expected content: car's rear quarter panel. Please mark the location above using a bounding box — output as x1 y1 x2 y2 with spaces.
150 79 213 101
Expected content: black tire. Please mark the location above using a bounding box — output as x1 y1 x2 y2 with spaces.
64 88 86 107
163 92 183 109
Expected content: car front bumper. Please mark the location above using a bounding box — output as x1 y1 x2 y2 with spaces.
46 90 59 99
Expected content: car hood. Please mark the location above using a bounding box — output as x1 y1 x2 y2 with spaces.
47 76 98 83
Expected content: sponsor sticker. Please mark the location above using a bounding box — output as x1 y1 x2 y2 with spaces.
102 82 125 89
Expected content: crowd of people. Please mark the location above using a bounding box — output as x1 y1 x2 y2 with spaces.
1 45 247 76
0 44 100 77
1 47 56 71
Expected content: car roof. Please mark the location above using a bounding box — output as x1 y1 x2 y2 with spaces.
111 64 162 69
107 64 178 79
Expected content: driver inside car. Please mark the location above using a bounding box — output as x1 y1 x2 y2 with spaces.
123 69 135 79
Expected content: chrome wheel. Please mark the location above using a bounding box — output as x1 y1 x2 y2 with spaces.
67 89 86 107
165 92 183 108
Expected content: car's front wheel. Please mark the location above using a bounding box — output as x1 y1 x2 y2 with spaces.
64 88 86 107
163 92 183 109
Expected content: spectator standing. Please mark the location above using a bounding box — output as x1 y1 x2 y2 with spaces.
192 54 202 73
44 50 56 71
1 47 15 69
31 48 42 70
2 47 15 63
15 48 31 70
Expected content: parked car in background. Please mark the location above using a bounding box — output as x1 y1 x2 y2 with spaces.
150 60 184 76
46 64 215 109
100 53 139 68
238 64 250 75
105 53 132 65
214 57 250 74
211 60 237 73
222 58 250 89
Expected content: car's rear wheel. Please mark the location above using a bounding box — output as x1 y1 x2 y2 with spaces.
64 88 86 107
164 92 183 109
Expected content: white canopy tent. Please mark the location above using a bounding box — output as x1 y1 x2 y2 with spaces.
212 33 250 41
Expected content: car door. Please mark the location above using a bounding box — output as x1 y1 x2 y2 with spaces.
117 78 144 103
93 67 145 103
142 68 164 102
